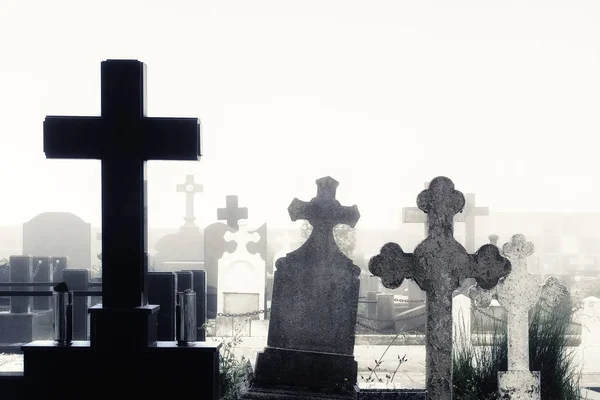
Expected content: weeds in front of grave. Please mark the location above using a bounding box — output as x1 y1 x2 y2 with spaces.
203 319 253 400
452 298 583 400
359 324 410 385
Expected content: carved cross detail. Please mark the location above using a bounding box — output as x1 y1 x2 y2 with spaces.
470 234 569 371
223 229 260 256
287 176 359 257
369 176 511 400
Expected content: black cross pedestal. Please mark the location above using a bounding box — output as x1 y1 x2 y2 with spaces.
20 60 219 400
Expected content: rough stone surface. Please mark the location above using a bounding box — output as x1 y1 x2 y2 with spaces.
470 234 569 372
246 176 360 399
369 176 511 400
498 370 541 400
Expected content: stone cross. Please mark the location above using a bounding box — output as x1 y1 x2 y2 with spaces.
223 227 260 254
369 176 510 400
43 60 200 347
488 233 499 246
217 195 248 230
402 181 489 253
469 234 568 399
176 174 203 227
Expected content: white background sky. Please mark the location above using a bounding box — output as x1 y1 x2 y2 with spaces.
0 0 599 230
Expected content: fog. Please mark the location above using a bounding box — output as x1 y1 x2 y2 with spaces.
1 1 600 230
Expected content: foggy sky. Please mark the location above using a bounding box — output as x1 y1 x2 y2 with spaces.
1 0 599 230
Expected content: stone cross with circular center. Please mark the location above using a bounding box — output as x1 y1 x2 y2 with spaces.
470 234 569 372
217 195 248 230
176 174 203 226
369 176 511 400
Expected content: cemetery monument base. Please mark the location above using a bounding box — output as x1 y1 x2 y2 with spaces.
498 370 541 400
22 340 220 399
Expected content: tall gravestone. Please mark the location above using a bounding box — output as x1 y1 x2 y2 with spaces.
369 177 510 400
23 212 91 270
470 234 569 399
22 59 219 400
244 177 361 399
32 257 52 311
153 174 204 269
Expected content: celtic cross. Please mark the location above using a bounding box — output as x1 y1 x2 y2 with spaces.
369 176 511 400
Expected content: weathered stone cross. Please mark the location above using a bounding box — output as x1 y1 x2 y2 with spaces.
43 60 201 347
176 174 203 227
217 195 248 230
402 181 489 253
469 234 568 398
369 177 510 400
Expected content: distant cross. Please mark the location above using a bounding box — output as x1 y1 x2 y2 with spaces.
217 195 248 230
470 234 568 395
44 60 201 309
402 181 489 253
176 174 203 227
488 233 499 246
370 177 510 400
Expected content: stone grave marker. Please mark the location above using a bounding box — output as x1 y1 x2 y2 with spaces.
217 223 266 337
0 258 10 309
244 176 361 399
32 257 52 311
176 174 203 228
0 256 53 344
23 212 91 270
203 221 235 317
148 272 178 341
369 176 510 400
469 234 569 399
218 195 248 231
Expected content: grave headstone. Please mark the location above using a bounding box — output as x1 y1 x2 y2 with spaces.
153 174 204 268
369 177 510 400
218 195 248 230
176 174 203 228
0 255 53 344
32 256 52 311
376 293 395 332
203 222 235 317
148 272 178 341
175 271 194 292
51 256 68 283
216 222 266 336
23 212 91 270
469 234 569 399
245 176 361 399
0 258 10 309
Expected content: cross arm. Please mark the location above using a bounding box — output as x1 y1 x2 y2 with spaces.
44 116 105 159
368 242 424 290
468 244 511 290
288 199 360 228
141 117 201 160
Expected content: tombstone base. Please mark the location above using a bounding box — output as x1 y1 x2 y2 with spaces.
22 340 220 399
0 311 53 344
498 370 540 400
242 385 359 400
89 304 159 351
216 316 251 337
251 347 358 393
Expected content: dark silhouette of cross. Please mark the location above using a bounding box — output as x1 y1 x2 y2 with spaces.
369 177 510 400
217 195 247 230
43 60 201 310
176 174 203 226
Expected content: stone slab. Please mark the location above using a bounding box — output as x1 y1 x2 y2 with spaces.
22 340 220 400
242 385 359 400
0 311 53 344
253 347 358 389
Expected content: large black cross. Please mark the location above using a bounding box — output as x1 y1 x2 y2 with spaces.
369 177 510 400
217 195 248 230
44 60 201 309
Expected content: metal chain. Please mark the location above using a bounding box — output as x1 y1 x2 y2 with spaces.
209 308 271 318
31 260 43 280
